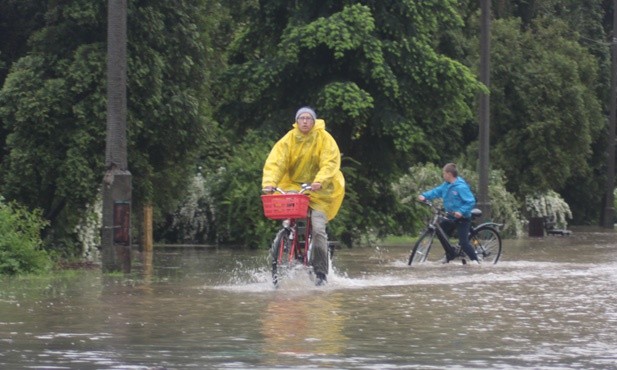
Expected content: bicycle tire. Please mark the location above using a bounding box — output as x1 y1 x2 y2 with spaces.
470 225 502 264
408 228 436 266
271 228 291 287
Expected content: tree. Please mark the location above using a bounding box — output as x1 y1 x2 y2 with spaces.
0 0 47 84
454 0 612 224
0 1 217 255
488 17 604 196
214 1 484 242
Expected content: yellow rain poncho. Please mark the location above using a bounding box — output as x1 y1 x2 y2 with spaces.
262 119 345 220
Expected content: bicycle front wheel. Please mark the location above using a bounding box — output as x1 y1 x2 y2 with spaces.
470 225 502 264
408 229 436 266
271 228 292 287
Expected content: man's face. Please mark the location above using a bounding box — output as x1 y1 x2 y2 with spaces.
297 114 315 134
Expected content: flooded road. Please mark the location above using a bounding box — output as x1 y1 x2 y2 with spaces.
2 227 617 369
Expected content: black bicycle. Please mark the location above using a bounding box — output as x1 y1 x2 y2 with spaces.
408 200 502 266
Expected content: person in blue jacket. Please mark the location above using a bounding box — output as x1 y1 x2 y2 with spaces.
418 163 480 264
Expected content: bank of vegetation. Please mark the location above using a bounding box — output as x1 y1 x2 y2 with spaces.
0 1 613 273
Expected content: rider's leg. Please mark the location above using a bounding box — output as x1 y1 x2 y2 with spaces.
456 218 479 261
310 210 329 279
437 219 459 261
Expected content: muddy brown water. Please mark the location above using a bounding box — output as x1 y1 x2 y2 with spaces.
1 226 617 369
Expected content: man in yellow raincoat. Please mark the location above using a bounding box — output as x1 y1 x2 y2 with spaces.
262 107 345 286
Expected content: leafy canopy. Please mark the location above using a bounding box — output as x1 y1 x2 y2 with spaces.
215 1 484 242
489 17 603 194
0 1 216 253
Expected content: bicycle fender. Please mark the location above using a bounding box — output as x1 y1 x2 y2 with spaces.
475 222 502 230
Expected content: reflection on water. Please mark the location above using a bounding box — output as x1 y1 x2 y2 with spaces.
1 227 617 369
261 292 347 360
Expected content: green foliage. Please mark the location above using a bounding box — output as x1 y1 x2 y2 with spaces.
208 130 275 248
217 0 483 164
195 129 411 249
489 17 604 195
215 0 483 245
0 0 47 83
458 166 525 238
126 1 218 213
1 0 614 253
391 163 443 234
326 156 418 247
0 197 51 275
0 1 221 255
318 82 373 140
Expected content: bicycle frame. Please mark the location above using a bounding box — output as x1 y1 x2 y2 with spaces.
408 200 503 266
274 212 313 267
426 208 459 257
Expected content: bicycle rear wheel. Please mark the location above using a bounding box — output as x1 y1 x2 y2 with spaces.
408 229 436 266
470 225 502 264
271 228 292 287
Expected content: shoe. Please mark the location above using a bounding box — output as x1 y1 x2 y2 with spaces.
315 272 327 286
440 251 459 263
453 244 462 256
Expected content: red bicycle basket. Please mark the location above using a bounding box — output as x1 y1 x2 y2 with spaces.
261 194 310 220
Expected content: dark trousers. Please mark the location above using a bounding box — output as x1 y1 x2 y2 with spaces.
438 217 478 261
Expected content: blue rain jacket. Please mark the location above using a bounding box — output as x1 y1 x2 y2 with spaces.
422 177 476 218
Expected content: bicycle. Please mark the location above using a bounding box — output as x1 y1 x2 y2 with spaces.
261 184 333 287
408 200 502 266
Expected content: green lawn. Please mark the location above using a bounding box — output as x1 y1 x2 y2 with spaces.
382 235 416 246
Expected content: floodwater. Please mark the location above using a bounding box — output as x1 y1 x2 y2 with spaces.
1 227 617 369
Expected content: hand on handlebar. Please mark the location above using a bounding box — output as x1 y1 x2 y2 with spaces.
262 184 314 194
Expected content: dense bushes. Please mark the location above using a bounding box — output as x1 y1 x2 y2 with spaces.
0 197 51 275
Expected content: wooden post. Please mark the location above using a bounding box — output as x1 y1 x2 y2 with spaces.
142 204 153 253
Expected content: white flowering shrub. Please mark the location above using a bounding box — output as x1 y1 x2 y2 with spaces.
170 172 214 242
74 192 102 261
524 190 572 229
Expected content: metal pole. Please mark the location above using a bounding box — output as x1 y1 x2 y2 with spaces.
478 0 491 219
602 0 617 228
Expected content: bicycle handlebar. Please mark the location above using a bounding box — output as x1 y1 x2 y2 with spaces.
418 199 483 221
417 200 453 217
262 183 312 194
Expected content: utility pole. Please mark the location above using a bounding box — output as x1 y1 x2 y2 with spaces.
477 0 491 219
602 0 617 228
102 0 132 272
